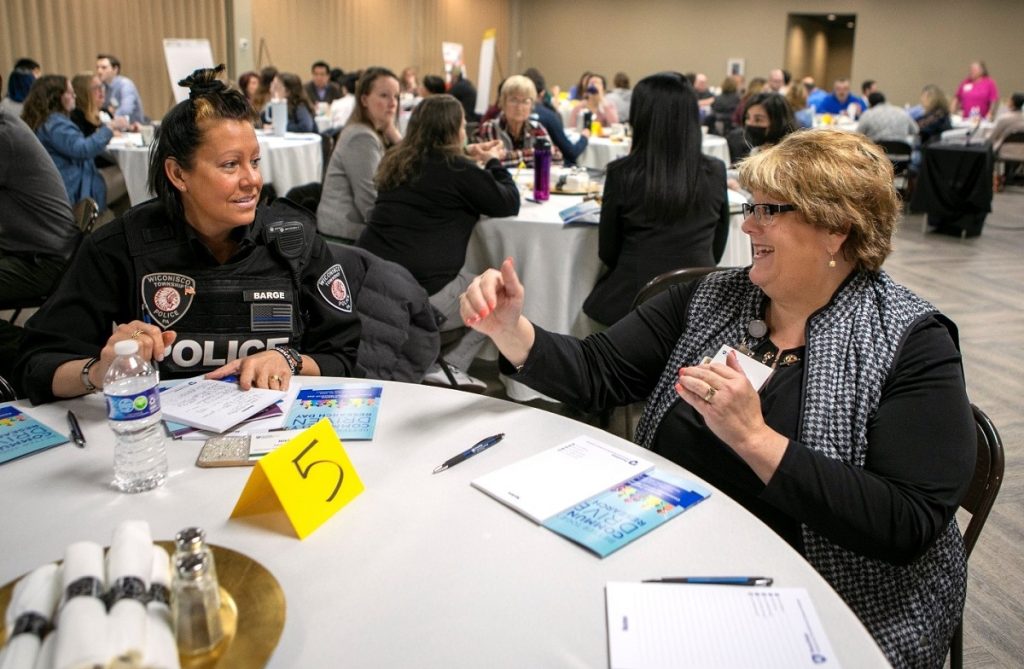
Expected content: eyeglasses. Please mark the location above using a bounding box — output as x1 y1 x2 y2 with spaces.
507 97 534 107
741 203 798 225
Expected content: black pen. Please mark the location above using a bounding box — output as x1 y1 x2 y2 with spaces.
642 576 773 586
66 410 86 448
433 433 505 474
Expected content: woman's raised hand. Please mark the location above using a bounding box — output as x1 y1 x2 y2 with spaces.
460 257 524 338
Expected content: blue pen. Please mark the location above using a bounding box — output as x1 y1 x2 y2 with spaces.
432 433 505 474
642 576 773 586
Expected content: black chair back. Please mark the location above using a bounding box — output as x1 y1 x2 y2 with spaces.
630 267 727 311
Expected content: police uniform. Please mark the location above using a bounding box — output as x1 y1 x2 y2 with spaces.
15 199 362 404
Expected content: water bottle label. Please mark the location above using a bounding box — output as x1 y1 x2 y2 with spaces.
106 387 161 421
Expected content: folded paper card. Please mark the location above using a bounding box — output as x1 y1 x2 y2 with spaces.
0 406 69 465
283 385 382 440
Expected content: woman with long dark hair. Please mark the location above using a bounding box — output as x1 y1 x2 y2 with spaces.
268 72 316 133
583 72 729 326
358 95 517 381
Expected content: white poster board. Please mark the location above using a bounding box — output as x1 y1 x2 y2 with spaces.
475 29 496 117
163 38 216 104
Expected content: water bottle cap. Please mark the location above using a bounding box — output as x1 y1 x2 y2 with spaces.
114 339 140 356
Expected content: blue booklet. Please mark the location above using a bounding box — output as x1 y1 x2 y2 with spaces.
283 385 382 440
542 469 711 558
0 406 69 465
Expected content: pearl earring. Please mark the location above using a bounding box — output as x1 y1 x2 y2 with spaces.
828 252 836 268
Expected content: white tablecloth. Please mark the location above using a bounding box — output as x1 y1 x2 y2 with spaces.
576 134 731 171
0 384 888 668
107 131 323 205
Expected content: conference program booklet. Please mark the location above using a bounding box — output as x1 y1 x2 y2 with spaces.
543 469 711 557
0 406 69 465
283 384 383 440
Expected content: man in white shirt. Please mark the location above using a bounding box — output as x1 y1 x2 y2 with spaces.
96 53 147 125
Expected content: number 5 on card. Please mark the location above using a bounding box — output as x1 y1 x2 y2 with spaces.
231 418 365 539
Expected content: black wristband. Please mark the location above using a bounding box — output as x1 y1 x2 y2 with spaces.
274 345 303 374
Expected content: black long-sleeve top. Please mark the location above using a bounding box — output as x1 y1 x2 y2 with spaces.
357 154 520 295
506 282 975 565
582 156 730 326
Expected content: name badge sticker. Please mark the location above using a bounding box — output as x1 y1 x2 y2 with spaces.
705 344 774 392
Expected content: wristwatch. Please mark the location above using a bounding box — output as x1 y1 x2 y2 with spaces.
81 357 100 392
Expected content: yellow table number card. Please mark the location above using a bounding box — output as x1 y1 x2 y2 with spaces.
231 418 365 539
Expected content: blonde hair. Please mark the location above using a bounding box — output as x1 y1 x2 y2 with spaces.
738 129 898 271
71 72 100 126
499 75 537 107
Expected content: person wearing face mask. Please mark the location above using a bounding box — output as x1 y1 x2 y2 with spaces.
726 92 797 168
569 73 619 128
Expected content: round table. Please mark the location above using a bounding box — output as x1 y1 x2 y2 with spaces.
0 382 887 667
576 134 731 170
106 131 323 205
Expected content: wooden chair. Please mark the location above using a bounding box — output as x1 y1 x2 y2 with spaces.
949 404 1005 669
1 198 98 324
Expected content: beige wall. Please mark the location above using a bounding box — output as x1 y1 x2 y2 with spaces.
515 0 1024 108
1 0 227 120
249 0 510 103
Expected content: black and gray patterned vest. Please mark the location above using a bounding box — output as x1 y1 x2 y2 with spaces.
635 268 967 668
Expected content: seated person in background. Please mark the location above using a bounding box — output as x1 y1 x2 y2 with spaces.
420 75 446 96
96 53 147 125
449 66 479 123
692 73 715 110
804 76 827 110
460 129 974 668
266 72 316 133
569 73 619 128
250 66 278 122
70 72 128 208
784 83 813 129
238 70 259 105
399 66 419 109
583 72 729 327
856 92 918 143
1 58 39 116
304 60 343 106
708 75 740 134
991 92 1024 190
731 76 766 128
917 84 953 145
523 68 588 167
569 70 592 101
357 95 518 382
0 104 76 380
329 73 358 130
605 72 632 122
726 92 797 167
318 67 402 241
815 78 867 117
22 74 127 212
14 66 362 404
477 74 561 168
861 79 878 99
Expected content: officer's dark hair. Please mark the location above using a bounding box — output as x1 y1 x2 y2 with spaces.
149 65 255 222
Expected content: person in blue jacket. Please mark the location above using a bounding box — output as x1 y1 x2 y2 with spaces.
21 74 127 211
523 68 589 166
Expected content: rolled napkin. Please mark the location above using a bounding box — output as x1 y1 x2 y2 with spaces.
105 521 153 668
54 542 108 669
142 546 179 669
30 633 55 669
1 563 61 669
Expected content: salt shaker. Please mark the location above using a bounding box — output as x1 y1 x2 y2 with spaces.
173 527 218 584
171 553 224 655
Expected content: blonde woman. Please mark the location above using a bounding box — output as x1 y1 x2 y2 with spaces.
476 74 561 168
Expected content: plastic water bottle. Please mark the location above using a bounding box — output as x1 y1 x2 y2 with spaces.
105 339 167 493
533 136 551 201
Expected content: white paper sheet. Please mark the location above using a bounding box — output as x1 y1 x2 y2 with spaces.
471 436 653 523
159 377 285 434
605 582 840 668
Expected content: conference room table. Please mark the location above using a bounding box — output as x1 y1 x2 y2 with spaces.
106 130 323 205
575 133 731 170
0 381 888 667
465 175 750 401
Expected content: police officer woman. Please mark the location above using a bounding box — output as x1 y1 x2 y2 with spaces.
14 66 361 403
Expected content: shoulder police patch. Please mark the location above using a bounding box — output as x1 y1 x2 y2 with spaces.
141 273 196 329
316 264 353 313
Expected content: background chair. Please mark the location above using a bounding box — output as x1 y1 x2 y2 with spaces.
877 140 914 198
994 130 1024 190
949 403 1005 669
0 374 16 402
